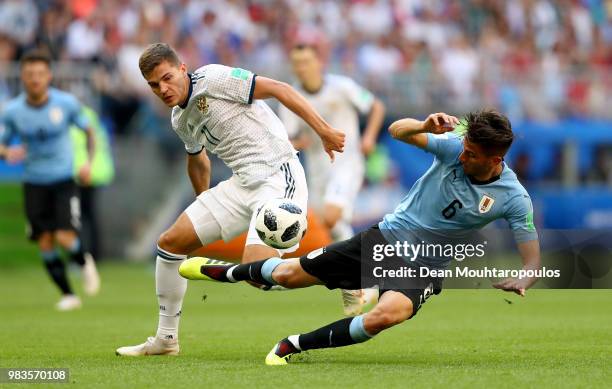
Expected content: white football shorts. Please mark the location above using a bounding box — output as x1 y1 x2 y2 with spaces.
309 159 363 222
185 156 308 254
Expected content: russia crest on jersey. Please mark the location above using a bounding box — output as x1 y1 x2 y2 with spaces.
196 96 208 114
479 194 495 213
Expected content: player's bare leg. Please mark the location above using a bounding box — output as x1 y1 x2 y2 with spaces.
116 212 202 356
241 244 286 289
266 290 413 365
176 254 399 364
56 229 100 296
322 203 378 316
242 244 279 264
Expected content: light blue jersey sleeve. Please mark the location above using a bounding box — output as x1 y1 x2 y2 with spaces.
65 94 89 130
0 115 13 146
424 132 463 164
0 112 16 145
504 193 539 243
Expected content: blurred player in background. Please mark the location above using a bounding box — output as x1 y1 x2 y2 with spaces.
71 105 115 259
0 50 100 311
181 110 541 365
116 43 345 356
279 44 386 316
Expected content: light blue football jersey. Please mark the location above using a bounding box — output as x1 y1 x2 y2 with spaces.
1 88 88 184
379 132 538 268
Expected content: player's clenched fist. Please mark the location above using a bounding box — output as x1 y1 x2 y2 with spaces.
321 127 346 161
5 145 26 164
422 112 460 134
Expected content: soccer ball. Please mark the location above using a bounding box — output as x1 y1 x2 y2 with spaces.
255 198 307 249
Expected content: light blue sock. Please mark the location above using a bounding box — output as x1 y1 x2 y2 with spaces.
41 250 60 262
261 257 284 285
68 238 81 254
349 314 374 343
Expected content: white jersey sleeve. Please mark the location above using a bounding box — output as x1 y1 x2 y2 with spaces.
194 64 256 104
337 76 375 114
176 122 204 154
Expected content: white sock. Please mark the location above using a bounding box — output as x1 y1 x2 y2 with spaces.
155 253 187 341
226 265 238 282
267 285 289 291
288 334 301 350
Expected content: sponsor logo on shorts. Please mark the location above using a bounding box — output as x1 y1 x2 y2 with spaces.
307 248 325 259
419 282 434 306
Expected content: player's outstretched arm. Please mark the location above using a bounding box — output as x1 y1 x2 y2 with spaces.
187 150 211 196
0 144 8 160
253 76 345 161
493 240 541 296
361 98 385 155
389 112 459 149
0 118 25 164
78 126 97 185
0 144 26 164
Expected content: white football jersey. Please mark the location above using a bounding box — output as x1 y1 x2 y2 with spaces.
171 64 296 187
278 74 374 195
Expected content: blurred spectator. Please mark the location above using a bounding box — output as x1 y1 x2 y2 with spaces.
532 0 558 52
398 3 449 51
583 146 612 185
513 152 532 185
349 0 394 39
438 34 479 103
0 0 38 47
569 0 594 52
65 13 104 60
38 3 71 60
357 36 402 80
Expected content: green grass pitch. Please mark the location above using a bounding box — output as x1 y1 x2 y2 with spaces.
0 263 610 388
0 184 610 387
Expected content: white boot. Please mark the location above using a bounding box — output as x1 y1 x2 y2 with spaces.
341 289 366 316
82 253 100 296
341 288 379 316
115 336 179 356
56 295 82 311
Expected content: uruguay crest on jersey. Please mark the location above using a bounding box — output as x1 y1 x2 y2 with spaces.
479 194 495 213
49 106 64 124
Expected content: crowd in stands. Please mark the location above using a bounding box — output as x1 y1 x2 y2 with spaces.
0 0 610 125
0 0 610 179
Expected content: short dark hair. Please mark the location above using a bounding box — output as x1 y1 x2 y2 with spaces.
464 110 513 156
138 43 180 76
291 43 320 56
20 49 51 68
